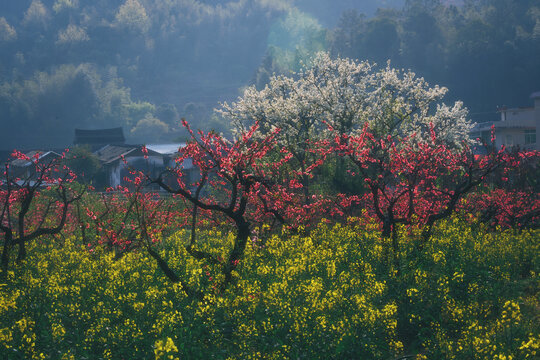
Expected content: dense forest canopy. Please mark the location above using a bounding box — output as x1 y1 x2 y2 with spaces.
0 0 538 149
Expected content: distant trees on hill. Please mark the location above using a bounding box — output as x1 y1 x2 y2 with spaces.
0 0 538 148
328 0 540 121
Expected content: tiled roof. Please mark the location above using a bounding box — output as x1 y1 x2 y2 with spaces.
94 144 161 164
10 151 62 167
74 127 125 145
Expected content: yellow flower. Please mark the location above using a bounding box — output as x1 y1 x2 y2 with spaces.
154 337 179 360
61 351 75 360
0 327 13 348
52 323 66 341
432 251 445 264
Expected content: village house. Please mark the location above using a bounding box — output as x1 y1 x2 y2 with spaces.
146 143 197 186
9 150 63 183
93 144 162 188
471 92 539 151
73 127 195 189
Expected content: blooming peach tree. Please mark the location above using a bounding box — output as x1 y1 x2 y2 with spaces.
0 151 83 274
320 122 540 277
149 119 301 294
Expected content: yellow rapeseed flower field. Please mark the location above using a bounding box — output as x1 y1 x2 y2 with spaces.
0 218 538 359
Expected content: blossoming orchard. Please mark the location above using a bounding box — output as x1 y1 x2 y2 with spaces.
1 54 539 359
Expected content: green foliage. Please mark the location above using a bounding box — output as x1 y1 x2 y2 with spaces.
64 145 102 185
156 103 179 127
130 113 169 143
267 9 328 73
124 101 156 128
0 64 153 149
0 218 537 359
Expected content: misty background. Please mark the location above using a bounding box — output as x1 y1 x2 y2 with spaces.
0 0 538 149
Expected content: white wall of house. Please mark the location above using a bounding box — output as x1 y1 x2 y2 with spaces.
482 93 540 151
109 163 121 188
501 107 534 123
494 128 535 150
107 156 166 188
126 155 163 167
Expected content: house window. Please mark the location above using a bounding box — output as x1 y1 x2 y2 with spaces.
524 129 536 144
505 135 513 146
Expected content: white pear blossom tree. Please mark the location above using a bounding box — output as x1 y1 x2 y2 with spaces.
218 52 473 199
220 52 472 145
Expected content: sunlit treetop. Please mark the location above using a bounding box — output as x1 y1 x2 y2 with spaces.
56 24 89 45
115 0 151 34
23 0 50 28
53 0 79 14
0 17 17 41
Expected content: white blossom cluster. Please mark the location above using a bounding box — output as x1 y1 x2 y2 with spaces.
218 52 473 149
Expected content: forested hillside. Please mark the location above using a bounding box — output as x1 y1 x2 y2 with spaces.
0 0 538 148
328 0 540 122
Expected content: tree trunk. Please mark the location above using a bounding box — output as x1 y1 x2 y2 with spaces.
1 234 12 274
391 225 400 275
146 246 201 299
16 239 26 263
221 218 250 291
381 216 400 274
147 247 181 283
